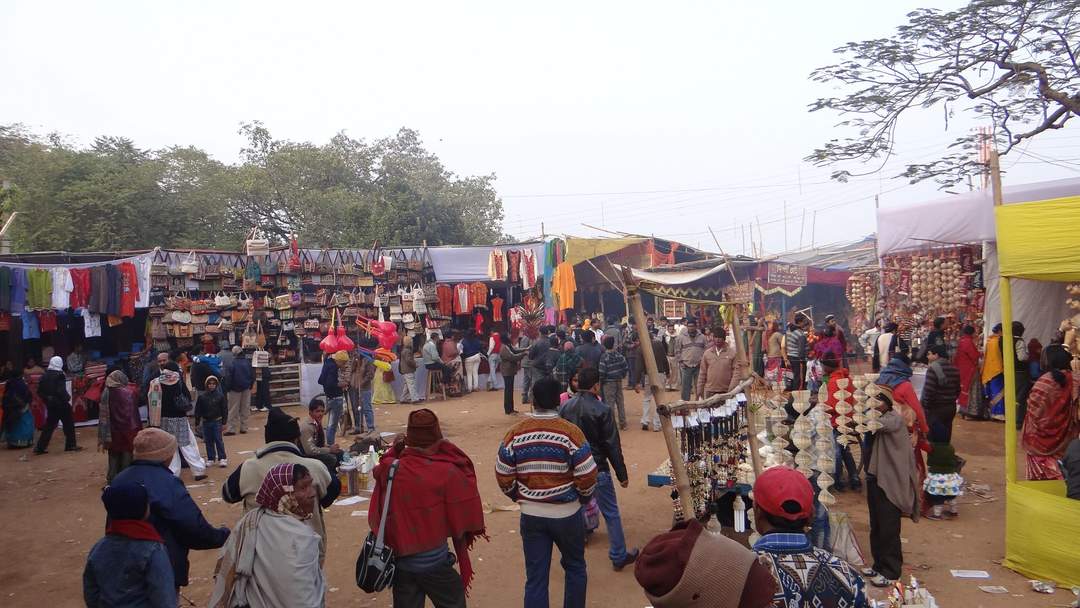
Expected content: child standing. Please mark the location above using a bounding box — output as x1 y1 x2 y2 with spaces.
924 422 963 520
195 376 228 468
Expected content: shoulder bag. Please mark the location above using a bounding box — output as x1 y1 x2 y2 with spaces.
356 460 399 593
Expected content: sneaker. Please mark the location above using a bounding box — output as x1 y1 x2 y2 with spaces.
224 431 237 436
870 574 895 588
33 449 47 455
641 424 649 431
194 474 208 482
239 430 247 434
65 446 84 452
219 459 228 468
207 459 217 467
613 549 640 571
860 567 878 577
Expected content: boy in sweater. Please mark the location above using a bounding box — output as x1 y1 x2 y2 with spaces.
598 336 629 430
195 376 229 468
497 377 598 608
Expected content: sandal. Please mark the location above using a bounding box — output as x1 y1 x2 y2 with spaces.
870 575 895 588
860 567 878 577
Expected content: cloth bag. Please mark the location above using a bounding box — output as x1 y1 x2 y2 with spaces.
356 460 399 593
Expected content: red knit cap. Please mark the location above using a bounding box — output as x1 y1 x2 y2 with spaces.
405 408 442 449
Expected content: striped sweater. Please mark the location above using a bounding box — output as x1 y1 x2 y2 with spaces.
496 412 598 518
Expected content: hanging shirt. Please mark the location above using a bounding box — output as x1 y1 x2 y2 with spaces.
475 312 485 334
436 284 454 317
119 262 140 318
69 268 91 309
21 310 40 340
521 250 538 290
453 283 471 315
89 266 109 314
0 266 10 311
488 250 507 281
50 268 73 310
135 256 151 308
506 250 521 283
469 282 488 309
491 296 505 322
26 269 52 310
83 308 102 338
552 262 577 310
10 268 27 314
106 264 122 316
38 310 58 333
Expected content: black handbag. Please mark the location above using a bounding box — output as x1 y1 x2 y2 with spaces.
356 459 399 593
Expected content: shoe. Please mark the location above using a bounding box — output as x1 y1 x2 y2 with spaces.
849 481 862 492
834 484 847 492
219 459 228 468
641 424 649 431
653 428 661 432
349 429 362 435
924 511 943 521
613 549 640 571
619 424 628 431
65 446 84 452
870 574 895 588
239 430 247 434
860 568 878 577
506 410 520 415
224 431 237 436
207 459 217 467
194 475 208 482
33 449 47 455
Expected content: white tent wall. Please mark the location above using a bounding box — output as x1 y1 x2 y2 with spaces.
983 242 1069 347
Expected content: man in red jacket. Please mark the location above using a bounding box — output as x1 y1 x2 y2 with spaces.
369 409 487 607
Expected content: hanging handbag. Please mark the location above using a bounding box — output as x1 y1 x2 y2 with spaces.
180 251 200 274
204 255 221 278
356 460 399 593
407 248 423 271
370 248 386 276
246 228 270 257
241 321 259 349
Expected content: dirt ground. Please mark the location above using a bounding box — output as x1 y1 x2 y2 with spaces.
0 388 1068 607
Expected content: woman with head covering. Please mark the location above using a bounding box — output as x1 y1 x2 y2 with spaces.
1 362 35 449
33 356 81 454
99 370 142 482
982 324 1006 421
149 361 207 481
210 462 325 608
954 324 985 420
1022 345 1080 480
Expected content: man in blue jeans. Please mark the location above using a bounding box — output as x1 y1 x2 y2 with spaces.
497 377 598 608
559 367 640 571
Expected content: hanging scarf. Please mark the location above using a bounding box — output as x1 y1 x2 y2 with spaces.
256 462 312 520
147 378 163 427
98 370 130 449
877 357 913 388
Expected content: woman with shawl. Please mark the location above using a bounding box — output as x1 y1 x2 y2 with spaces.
1 363 35 449
98 370 142 481
954 325 984 420
210 462 325 608
1022 345 1080 480
982 324 1007 421
148 361 207 480
876 353 931 487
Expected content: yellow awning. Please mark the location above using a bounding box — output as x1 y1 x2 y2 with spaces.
995 195 1080 280
564 237 647 267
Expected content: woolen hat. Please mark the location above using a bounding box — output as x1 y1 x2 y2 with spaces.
265 406 301 443
332 350 350 362
753 465 813 521
102 482 149 521
133 428 177 463
635 518 759 608
405 408 442 449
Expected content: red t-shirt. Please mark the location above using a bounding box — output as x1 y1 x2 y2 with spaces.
490 296 505 322
69 268 91 309
119 262 140 318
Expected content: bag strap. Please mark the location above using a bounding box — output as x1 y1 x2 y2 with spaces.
374 460 400 551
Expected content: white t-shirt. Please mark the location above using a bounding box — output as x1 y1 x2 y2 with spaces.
51 268 73 310
83 309 102 337
135 256 152 308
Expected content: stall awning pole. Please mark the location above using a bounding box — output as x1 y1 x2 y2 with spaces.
1000 277 1018 485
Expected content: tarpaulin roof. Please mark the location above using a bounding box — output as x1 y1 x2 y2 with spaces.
564 237 647 267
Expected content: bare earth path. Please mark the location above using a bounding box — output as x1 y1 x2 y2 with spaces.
0 389 1062 607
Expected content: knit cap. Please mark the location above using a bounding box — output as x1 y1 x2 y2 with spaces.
133 428 177 463
405 408 443 449
102 482 149 521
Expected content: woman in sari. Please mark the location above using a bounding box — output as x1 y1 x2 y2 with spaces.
1 364 35 449
210 462 324 608
1022 345 1080 480
982 324 1006 421
954 325 984 419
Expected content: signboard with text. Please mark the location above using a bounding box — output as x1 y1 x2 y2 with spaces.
766 262 807 287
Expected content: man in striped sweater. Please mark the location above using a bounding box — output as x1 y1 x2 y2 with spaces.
496 377 598 608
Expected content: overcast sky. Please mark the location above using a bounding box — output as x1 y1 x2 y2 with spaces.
3 1 1077 253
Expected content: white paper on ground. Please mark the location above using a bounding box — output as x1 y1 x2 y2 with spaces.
236 450 254 455
333 496 369 506
951 570 991 578
380 432 396 437
978 586 1009 594
350 510 366 517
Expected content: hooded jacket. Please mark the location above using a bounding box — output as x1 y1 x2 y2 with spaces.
194 377 228 423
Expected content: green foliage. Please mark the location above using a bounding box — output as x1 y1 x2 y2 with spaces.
0 122 505 252
807 0 1080 188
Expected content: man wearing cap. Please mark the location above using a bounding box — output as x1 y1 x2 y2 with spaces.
634 518 777 608
751 466 869 606
225 347 254 436
111 428 230 593
222 406 339 562
84 482 177 607
369 410 487 608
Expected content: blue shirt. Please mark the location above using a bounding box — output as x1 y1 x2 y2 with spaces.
753 532 869 608
83 534 177 608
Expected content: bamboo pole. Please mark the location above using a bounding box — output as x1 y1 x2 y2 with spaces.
729 305 763 476
622 267 695 517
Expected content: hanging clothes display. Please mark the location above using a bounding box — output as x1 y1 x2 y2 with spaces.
26 268 52 310
0 266 10 311
474 311 484 334
21 310 40 340
551 262 577 310
490 296 505 322
469 282 488 309
488 250 507 281
83 308 102 338
119 262 140 318
38 310 58 333
50 268 73 311
69 268 91 310
135 256 151 308
520 250 538 290
453 283 471 315
436 284 454 316
89 266 109 314
506 250 521 283
106 264 122 316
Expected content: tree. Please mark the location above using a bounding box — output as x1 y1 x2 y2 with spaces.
807 0 1080 187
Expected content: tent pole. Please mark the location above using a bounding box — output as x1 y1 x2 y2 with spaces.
1001 278 1017 484
730 304 763 476
622 267 695 518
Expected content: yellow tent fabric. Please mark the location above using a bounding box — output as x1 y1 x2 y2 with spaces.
563 237 647 267
995 193 1080 588
995 195 1080 280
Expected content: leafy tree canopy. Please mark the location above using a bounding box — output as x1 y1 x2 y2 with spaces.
0 122 506 252
807 0 1079 187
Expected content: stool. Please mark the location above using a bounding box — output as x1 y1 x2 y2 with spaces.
427 369 447 401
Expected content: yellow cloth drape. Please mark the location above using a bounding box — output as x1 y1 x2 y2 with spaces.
552 262 577 310
995 196 1080 280
981 335 1003 384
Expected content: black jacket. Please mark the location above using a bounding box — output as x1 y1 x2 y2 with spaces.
194 389 228 424
560 392 627 482
38 369 70 408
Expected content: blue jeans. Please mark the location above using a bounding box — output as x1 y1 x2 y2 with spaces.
833 430 859 487
680 365 699 400
356 389 374 431
521 509 587 608
202 420 225 462
594 472 629 564
326 396 344 444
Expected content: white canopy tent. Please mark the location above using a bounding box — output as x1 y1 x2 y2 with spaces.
877 177 1080 344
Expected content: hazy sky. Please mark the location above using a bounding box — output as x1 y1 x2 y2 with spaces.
3 1 1077 253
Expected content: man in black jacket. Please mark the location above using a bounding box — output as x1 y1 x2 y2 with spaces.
559 367 639 571
34 356 81 454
